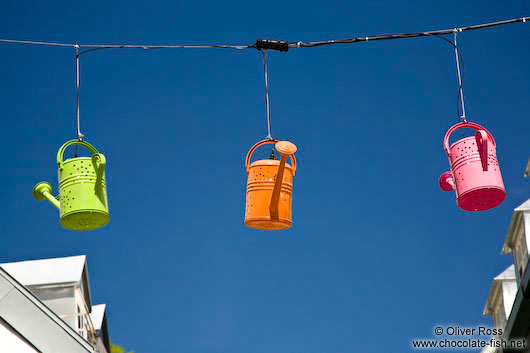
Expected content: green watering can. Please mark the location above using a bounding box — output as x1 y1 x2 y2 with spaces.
33 140 109 231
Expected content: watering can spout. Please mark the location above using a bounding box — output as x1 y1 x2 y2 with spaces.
33 182 60 210
269 141 297 220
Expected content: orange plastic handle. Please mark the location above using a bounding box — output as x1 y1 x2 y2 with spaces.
245 139 297 174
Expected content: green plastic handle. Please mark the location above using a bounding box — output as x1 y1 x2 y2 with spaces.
57 140 100 167
93 153 106 191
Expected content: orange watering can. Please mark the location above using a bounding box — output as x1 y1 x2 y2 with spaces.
244 139 297 230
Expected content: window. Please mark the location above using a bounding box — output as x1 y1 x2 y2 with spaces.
77 305 85 338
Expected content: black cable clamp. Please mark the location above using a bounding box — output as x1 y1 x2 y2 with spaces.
255 39 289 52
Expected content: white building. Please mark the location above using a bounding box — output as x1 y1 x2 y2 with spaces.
501 199 530 282
483 265 517 330
0 255 110 353
480 197 530 353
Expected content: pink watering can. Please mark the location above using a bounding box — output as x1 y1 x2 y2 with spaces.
439 122 506 211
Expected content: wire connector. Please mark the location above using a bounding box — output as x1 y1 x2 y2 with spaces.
255 39 289 52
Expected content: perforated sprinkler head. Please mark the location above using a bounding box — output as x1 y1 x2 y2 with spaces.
439 172 455 191
33 182 53 201
275 141 297 155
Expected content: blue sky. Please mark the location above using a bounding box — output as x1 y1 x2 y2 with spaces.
1 1 529 352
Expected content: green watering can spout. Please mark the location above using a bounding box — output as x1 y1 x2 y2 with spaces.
33 182 61 210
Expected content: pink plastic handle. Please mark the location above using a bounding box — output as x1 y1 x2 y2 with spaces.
443 122 496 157
475 130 488 171
245 139 297 174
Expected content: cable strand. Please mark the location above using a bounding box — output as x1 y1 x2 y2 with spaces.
262 50 273 140
0 16 527 51
418 32 466 123
453 31 466 123
75 45 84 141
292 16 529 48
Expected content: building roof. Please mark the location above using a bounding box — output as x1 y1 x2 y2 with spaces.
90 304 111 353
514 199 530 212
502 199 530 254
0 255 92 309
495 265 516 281
483 265 516 316
90 304 106 331
0 267 93 353
0 255 86 286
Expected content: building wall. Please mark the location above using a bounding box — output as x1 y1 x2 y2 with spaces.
524 212 530 264
513 221 529 282
502 281 517 320
95 337 109 353
492 295 506 329
0 319 39 353
30 286 76 328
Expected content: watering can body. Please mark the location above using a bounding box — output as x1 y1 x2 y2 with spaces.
439 122 506 211
244 140 297 230
34 140 109 230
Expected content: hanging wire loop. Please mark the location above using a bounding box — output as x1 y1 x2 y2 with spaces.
262 49 273 140
75 45 84 141
420 32 466 123
453 30 467 123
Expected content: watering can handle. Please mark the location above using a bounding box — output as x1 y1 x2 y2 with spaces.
475 130 488 171
245 139 297 175
92 153 106 191
443 122 496 157
57 139 101 166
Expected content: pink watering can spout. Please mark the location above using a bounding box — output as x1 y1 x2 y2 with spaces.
440 122 506 212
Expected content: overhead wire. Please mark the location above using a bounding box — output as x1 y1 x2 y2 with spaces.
0 38 252 50
0 17 527 52
291 16 529 48
0 16 527 140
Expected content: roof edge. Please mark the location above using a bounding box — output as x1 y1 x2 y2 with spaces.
0 267 93 352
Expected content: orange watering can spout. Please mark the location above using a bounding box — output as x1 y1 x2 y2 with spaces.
269 141 297 220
